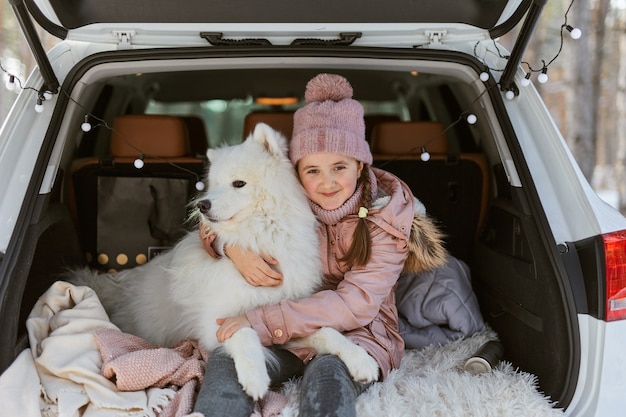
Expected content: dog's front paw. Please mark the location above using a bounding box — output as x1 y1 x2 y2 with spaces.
223 328 271 400
339 345 379 383
292 327 380 383
234 359 270 401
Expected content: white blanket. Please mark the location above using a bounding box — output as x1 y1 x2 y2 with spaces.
0 281 175 417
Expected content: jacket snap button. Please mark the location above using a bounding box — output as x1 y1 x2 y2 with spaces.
273 329 283 338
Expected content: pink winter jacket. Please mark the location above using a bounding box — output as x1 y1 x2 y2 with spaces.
245 168 415 379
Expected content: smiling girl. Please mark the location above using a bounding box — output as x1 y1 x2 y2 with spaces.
195 73 445 417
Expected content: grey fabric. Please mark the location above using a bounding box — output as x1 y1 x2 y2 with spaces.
395 256 485 349
193 346 255 417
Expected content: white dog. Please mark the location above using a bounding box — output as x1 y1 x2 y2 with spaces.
71 123 379 400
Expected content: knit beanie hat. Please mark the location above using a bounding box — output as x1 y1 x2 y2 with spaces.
290 74 373 166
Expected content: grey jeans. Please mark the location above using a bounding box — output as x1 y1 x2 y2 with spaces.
193 345 370 417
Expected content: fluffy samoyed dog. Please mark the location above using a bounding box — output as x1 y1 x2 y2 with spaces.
71 123 379 400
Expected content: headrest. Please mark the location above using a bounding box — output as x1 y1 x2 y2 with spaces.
364 114 401 142
243 112 294 140
371 121 449 155
110 115 190 158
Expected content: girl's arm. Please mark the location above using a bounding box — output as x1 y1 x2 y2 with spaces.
200 224 283 286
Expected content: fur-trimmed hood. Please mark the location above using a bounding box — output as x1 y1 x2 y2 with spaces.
369 168 447 275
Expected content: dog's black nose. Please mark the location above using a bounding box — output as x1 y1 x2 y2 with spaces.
197 200 211 214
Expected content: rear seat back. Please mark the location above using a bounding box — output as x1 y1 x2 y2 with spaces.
242 112 398 143
371 121 489 262
70 114 206 272
364 114 401 144
243 111 294 140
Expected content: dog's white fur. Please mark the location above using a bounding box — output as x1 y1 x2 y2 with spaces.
71 123 378 400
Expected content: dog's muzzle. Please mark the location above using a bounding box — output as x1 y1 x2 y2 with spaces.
197 199 211 216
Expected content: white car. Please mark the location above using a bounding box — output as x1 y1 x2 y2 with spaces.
1 0 625 415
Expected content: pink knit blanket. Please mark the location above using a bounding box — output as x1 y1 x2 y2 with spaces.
94 328 208 417
94 328 287 417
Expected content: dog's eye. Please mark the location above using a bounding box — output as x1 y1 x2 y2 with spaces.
232 180 246 188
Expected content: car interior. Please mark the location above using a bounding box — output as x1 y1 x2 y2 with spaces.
12 62 575 406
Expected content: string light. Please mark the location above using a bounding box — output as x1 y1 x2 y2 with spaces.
537 66 549 84
1 60 208 190
34 97 44 113
6 74 16 91
565 25 581 40
133 154 145 169
521 0 579 86
2 0 576 173
81 115 92 132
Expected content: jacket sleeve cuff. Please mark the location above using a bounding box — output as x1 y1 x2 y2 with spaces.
246 303 289 345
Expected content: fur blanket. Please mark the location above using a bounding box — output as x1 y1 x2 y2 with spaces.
278 329 565 417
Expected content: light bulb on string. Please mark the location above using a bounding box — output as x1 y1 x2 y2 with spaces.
81 115 92 132
466 113 477 125
134 154 145 169
504 90 516 101
565 25 581 40
6 75 16 91
521 72 532 87
420 147 430 162
34 97 44 113
479 71 490 82
195 181 205 191
537 67 549 84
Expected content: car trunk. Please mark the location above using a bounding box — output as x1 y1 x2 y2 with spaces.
2 0 581 410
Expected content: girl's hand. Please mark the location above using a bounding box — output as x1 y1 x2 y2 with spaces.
199 224 220 258
225 245 283 287
216 316 251 342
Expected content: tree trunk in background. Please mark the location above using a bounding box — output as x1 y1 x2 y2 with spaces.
589 0 614 196
616 17 626 212
566 0 595 180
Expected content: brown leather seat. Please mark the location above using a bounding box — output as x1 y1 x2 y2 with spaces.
242 111 294 140
371 121 489 262
364 114 401 144
371 121 449 157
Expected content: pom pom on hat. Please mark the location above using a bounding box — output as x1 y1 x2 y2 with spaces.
291 73 372 166
304 73 354 103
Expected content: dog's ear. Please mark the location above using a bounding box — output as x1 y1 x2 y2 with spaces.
252 123 289 158
206 148 215 163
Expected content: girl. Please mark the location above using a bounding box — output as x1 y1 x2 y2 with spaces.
194 73 444 417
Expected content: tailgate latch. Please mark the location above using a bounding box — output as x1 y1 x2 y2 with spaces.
113 31 136 50
425 31 447 46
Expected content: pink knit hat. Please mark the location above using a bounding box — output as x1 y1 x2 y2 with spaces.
290 74 373 166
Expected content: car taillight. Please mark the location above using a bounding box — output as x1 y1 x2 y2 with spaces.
603 230 626 321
